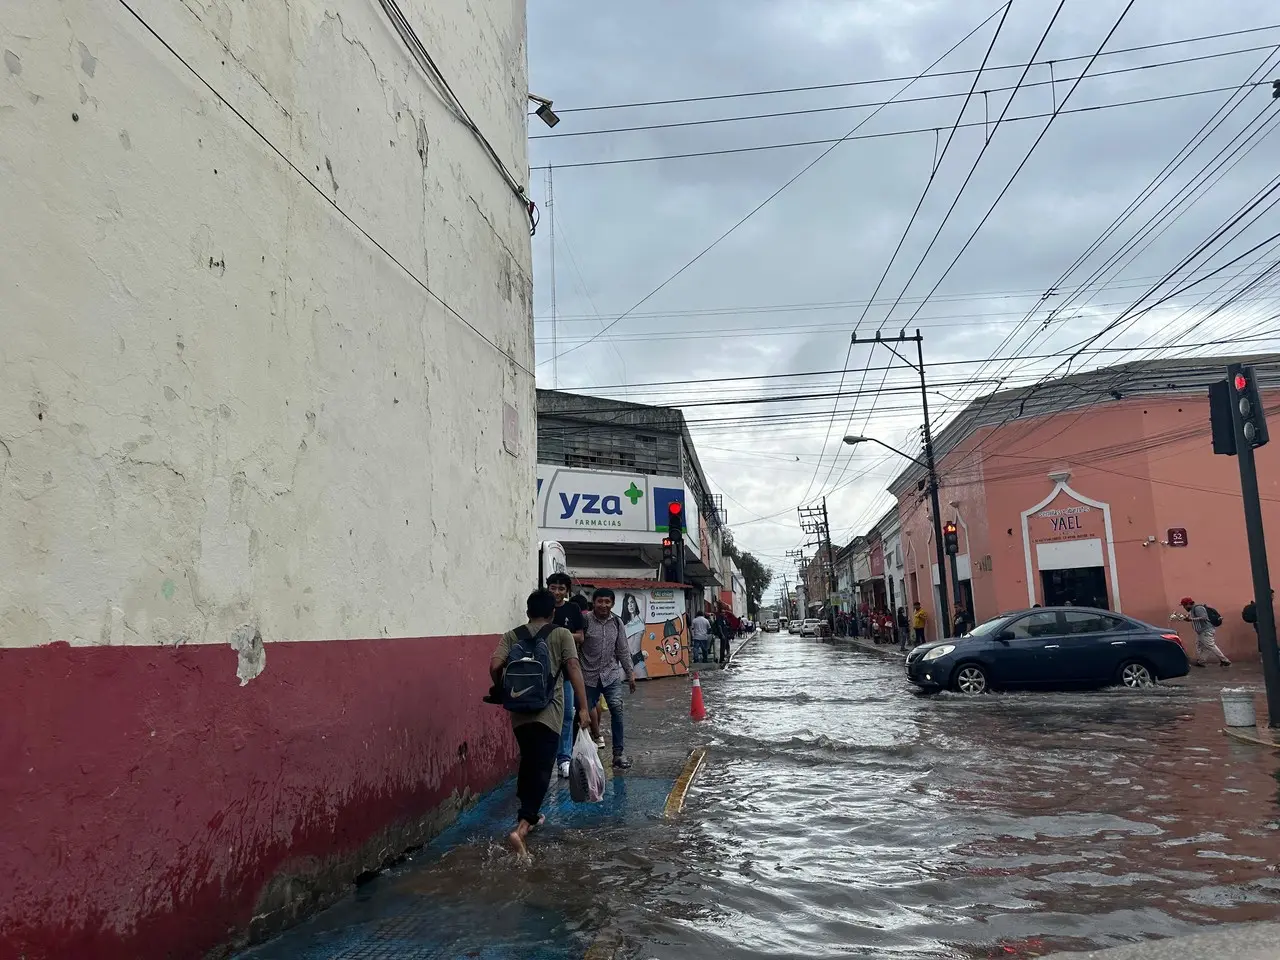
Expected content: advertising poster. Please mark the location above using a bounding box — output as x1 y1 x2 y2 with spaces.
602 586 688 680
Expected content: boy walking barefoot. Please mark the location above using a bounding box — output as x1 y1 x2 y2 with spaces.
490 589 591 857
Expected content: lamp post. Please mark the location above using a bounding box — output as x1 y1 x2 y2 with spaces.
844 434 951 639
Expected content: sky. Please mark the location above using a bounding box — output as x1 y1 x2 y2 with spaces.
525 0 1280 590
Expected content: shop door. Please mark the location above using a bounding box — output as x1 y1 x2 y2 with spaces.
1040 567 1108 609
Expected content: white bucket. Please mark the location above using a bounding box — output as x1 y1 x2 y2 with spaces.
1221 688 1257 728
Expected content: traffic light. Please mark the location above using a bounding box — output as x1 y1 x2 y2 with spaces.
661 536 678 582
943 520 959 556
1233 364 1270 449
1209 379 1237 456
667 500 684 538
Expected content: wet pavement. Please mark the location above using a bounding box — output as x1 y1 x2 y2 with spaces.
240 632 1280 959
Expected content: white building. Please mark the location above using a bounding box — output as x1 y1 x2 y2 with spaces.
1 3 532 957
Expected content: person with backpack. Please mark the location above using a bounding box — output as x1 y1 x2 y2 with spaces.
1173 596 1231 668
579 587 636 769
1242 589 1274 632
489 589 591 857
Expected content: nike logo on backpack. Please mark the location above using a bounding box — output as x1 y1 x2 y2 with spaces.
511 685 535 699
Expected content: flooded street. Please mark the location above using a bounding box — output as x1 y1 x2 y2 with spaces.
245 633 1280 959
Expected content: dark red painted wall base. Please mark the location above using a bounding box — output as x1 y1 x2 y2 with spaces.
0 634 515 960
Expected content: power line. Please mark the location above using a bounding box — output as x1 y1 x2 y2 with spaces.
930 51 1280 446
532 268 1275 323
535 4 1011 370
530 82 1270 171
548 23 1280 113
532 42 1271 140
810 1 1026 505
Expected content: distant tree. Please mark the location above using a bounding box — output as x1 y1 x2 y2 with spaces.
724 541 773 615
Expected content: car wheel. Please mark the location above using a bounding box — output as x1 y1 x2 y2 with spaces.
952 662 989 695
1117 660 1156 688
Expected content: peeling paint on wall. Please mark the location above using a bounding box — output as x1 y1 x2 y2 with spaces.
230 623 265 684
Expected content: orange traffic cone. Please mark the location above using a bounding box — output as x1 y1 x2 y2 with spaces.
690 672 708 721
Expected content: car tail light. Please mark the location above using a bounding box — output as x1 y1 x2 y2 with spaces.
1161 632 1185 649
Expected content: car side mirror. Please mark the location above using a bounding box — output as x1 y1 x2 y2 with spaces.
995 630 1014 644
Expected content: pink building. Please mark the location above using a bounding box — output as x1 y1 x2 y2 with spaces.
891 356 1280 662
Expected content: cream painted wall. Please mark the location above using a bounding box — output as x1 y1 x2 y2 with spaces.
0 0 534 658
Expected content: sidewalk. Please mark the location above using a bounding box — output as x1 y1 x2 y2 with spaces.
238 639 729 959
827 633 907 659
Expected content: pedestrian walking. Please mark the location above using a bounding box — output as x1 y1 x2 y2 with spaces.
1172 596 1231 667
911 601 928 646
952 606 972 638
580 588 637 769
715 608 732 664
1242 589 1274 631
546 572 585 780
896 606 909 651
489 589 591 858
690 609 711 662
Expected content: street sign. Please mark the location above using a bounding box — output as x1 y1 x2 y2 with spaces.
1167 527 1188 547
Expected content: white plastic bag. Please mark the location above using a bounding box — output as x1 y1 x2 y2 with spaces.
568 727 605 803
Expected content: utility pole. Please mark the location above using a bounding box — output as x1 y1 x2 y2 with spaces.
799 500 838 640
849 329 951 638
1212 364 1280 727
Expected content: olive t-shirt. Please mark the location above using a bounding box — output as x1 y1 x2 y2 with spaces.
492 624 578 735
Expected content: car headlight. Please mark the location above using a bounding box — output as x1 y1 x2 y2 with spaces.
922 644 955 661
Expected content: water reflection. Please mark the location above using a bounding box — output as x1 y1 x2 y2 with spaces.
245 634 1280 959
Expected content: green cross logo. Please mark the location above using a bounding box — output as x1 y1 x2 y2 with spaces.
624 482 644 505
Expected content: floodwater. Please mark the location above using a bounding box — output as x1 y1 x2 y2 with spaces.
244 633 1280 959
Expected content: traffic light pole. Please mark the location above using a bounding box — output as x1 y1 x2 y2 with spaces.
1227 363 1280 728
915 335 952 640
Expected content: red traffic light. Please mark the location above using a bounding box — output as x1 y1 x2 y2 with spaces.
669 502 682 515
943 521 957 534
1235 373 1249 392
661 538 673 548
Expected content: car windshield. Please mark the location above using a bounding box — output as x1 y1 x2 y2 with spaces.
964 616 1012 638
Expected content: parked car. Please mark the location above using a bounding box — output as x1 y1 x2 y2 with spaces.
800 618 823 637
904 607 1189 694
764 619 780 632
788 620 802 635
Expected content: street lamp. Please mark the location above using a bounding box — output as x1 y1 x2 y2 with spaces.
843 434 953 637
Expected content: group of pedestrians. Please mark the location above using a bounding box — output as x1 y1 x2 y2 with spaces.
489 574 637 857
690 605 736 664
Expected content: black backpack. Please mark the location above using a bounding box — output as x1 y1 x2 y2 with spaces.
1204 605 1223 628
502 624 559 713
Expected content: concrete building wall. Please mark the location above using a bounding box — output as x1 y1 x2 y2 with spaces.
1 1 532 957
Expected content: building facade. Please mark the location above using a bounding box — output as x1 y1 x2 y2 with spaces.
1 3 532 957
891 356 1280 658
536 390 728 602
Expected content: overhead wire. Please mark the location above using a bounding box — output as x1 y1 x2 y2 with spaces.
529 82 1272 171
534 3 1011 370
914 45 1280 439
818 0 1068 503
531 42 1273 140
546 23 1280 113
798 1 1017 512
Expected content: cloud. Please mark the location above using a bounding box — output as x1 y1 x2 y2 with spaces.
528 0 1280 574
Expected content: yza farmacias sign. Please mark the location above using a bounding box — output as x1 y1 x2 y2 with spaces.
535 466 693 545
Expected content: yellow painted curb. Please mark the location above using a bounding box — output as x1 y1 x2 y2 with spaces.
1222 727 1280 749
663 746 707 818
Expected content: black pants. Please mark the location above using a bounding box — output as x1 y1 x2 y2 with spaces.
719 636 730 662
514 723 559 827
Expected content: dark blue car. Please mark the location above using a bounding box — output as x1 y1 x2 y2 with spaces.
905 606 1190 694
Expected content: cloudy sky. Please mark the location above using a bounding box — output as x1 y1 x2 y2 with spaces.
526 0 1280 588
